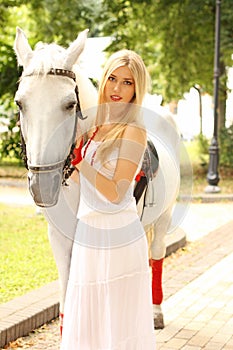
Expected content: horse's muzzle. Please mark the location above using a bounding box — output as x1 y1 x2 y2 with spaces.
28 169 63 207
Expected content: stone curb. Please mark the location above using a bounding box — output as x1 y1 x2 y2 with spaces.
0 281 59 348
0 228 185 348
180 193 233 202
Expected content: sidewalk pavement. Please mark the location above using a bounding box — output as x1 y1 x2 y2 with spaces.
1 182 233 349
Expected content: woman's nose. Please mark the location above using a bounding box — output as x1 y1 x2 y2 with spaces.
113 82 121 92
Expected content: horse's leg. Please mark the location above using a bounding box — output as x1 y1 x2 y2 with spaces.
41 178 79 334
150 207 172 329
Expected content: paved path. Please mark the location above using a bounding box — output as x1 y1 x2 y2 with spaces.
1 183 233 349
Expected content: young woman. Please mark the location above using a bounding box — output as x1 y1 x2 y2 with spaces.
60 49 156 349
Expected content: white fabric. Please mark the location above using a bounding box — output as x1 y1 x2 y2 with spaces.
61 141 155 349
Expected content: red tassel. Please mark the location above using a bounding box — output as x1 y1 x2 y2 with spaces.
135 170 145 182
60 313 64 337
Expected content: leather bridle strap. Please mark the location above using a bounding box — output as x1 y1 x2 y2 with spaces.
29 160 65 173
20 68 82 179
47 68 76 80
24 68 76 81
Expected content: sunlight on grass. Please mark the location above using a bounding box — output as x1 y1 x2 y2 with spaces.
182 139 233 194
0 204 58 303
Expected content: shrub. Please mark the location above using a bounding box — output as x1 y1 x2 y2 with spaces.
0 97 22 161
219 124 233 168
194 133 209 166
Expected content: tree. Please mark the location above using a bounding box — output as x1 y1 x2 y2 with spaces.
28 0 102 44
0 2 31 160
0 0 102 160
101 0 233 127
1 0 233 160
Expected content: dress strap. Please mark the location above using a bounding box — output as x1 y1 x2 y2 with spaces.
83 127 99 159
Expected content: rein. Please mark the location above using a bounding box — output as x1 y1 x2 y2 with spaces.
18 68 85 185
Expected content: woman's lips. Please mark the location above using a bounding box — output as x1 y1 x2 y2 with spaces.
110 95 122 102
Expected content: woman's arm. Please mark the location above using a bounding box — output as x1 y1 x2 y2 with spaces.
75 125 146 203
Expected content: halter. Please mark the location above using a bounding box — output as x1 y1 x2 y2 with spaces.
18 68 86 185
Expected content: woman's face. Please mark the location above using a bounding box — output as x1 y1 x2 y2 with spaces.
104 66 135 104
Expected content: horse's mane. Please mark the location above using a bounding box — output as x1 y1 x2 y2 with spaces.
22 42 67 77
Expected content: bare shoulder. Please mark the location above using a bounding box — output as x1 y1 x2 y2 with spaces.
122 124 147 146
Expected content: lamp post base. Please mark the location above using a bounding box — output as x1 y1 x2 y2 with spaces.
204 185 221 193
206 136 220 188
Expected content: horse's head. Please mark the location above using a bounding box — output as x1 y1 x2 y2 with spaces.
14 27 88 207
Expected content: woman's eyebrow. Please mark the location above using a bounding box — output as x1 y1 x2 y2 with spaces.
110 73 134 81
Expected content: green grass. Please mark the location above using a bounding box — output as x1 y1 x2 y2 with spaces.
182 140 233 195
0 204 58 303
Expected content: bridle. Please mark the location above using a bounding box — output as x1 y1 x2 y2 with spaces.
18 68 86 185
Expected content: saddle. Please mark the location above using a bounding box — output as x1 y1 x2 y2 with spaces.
134 139 159 204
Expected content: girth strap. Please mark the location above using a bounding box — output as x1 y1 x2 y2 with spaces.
133 139 159 204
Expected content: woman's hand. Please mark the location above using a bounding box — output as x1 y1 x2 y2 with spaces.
77 125 146 204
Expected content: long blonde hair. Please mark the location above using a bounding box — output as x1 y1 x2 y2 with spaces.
95 49 150 163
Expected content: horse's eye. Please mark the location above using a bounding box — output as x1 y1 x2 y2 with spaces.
15 100 23 110
66 102 76 111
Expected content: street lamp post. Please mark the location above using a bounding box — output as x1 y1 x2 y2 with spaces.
205 0 221 193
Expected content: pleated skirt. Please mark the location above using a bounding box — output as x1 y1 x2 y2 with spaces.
60 214 156 350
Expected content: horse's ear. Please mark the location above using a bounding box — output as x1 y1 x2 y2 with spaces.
64 29 89 69
14 27 33 67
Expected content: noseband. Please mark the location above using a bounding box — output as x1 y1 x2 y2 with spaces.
18 68 86 185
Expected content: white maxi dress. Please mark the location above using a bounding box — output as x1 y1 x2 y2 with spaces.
60 140 156 350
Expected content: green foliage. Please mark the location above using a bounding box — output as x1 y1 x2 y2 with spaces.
219 124 233 168
101 0 216 100
0 203 58 303
194 134 210 166
186 135 210 168
28 0 102 44
0 0 233 159
0 98 21 161
196 133 210 155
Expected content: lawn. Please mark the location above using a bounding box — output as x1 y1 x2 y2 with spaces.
0 139 232 304
183 140 233 195
0 203 58 303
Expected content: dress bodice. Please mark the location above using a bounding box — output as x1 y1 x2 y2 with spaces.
77 140 138 219
76 140 145 248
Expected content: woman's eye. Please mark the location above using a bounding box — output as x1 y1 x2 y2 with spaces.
108 76 115 82
124 80 133 86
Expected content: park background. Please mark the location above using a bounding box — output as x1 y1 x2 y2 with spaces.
0 1 233 348
0 0 233 328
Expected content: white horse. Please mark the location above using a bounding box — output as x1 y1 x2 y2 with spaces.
14 27 181 330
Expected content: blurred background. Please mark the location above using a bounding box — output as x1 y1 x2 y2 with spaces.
0 0 233 192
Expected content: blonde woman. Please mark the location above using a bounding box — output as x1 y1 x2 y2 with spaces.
61 50 156 349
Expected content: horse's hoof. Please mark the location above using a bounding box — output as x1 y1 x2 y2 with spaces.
154 313 164 329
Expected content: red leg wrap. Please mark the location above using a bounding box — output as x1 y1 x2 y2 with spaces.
150 258 164 305
60 313 64 337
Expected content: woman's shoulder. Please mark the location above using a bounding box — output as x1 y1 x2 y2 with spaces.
122 123 147 145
